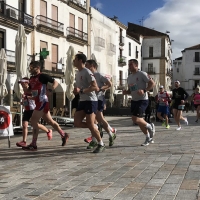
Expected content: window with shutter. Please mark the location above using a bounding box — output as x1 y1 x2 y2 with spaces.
69 13 75 35
52 44 58 72
52 5 58 29
78 17 83 39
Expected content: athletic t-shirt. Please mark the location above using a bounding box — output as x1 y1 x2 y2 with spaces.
127 71 150 101
172 87 189 104
158 91 170 106
75 68 97 101
94 72 109 101
193 93 200 105
29 73 54 104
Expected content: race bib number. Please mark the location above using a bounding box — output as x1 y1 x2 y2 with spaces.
32 90 38 97
159 102 166 106
178 105 185 110
129 84 138 92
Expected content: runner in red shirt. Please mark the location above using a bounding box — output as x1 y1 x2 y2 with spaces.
16 77 52 147
22 61 69 151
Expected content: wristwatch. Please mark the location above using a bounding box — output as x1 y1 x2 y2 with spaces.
80 88 84 94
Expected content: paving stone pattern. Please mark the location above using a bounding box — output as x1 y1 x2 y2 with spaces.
0 112 200 199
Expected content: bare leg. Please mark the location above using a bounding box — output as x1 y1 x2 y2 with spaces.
22 121 29 142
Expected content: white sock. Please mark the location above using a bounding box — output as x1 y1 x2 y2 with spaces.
99 140 104 146
146 123 152 129
146 132 150 138
92 137 97 142
108 124 113 132
107 131 113 137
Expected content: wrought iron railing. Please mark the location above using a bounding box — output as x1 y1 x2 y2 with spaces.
36 15 64 32
193 57 200 62
194 71 200 75
0 2 33 27
118 56 127 64
108 43 116 53
95 37 105 48
66 27 88 41
52 62 63 73
146 67 156 74
60 0 86 9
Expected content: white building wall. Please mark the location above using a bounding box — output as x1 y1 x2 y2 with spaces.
142 38 161 57
90 8 117 78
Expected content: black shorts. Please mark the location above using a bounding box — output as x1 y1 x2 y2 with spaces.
76 101 98 114
131 100 149 118
22 110 34 122
173 102 185 110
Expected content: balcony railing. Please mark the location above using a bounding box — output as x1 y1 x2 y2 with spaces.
118 56 127 66
66 27 88 41
95 37 105 48
0 2 34 27
194 71 200 75
146 67 156 74
36 15 64 32
52 62 63 73
119 36 124 46
108 43 116 53
193 57 200 62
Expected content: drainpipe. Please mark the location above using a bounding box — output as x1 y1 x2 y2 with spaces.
86 0 91 58
31 0 35 60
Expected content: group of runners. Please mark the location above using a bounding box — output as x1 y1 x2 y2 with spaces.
15 53 198 152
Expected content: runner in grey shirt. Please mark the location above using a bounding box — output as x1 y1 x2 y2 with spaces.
73 54 105 153
123 59 156 146
84 60 117 147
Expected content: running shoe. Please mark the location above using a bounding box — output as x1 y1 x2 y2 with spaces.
112 128 117 134
47 129 52 140
149 138 154 144
16 141 26 147
87 141 97 149
61 133 69 146
141 138 150 146
148 123 155 138
162 121 166 127
22 144 37 151
184 118 188 125
93 144 106 153
166 125 170 129
176 126 182 131
84 136 92 143
109 134 116 146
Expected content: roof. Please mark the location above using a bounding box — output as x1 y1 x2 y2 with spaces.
182 44 200 52
127 22 169 40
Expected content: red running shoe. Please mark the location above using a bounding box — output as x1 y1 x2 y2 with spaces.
47 129 52 140
84 136 92 143
16 141 26 147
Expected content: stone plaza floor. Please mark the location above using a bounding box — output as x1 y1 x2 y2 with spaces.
0 112 200 200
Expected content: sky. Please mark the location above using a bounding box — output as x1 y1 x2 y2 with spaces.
90 0 200 59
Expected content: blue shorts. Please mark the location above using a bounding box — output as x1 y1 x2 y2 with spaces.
98 99 105 112
157 105 169 114
131 100 149 118
76 101 98 114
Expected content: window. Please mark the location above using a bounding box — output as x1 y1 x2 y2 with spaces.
40 40 48 51
195 80 200 88
78 17 83 39
195 52 200 62
119 70 123 86
128 42 131 56
177 68 179 73
0 31 5 49
195 66 200 74
52 44 58 72
136 46 138 59
149 46 153 57
51 5 58 28
178 62 181 65
69 13 75 35
40 0 47 16
148 63 153 72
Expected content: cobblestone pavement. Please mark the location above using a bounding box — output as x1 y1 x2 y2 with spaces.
0 112 200 200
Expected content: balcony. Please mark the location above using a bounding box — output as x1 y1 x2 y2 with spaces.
0 2 34 33
194 71 200 75
193 57 200 62
60 0 86 13
166 68 172 76
5 49 33 72
145 67 156 74
118 56 127 67
95 37 105 48
36 15 64 38
117 79 127 90
66 27 88 45
119 36 124 46
42 62 64 78
108 43 116 55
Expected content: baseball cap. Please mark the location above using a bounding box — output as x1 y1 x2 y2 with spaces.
159 85 164 89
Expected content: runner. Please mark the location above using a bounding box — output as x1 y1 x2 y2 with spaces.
84 59 117 147
192 87 200 122
172 80 189 130
22 61 69 151
123 59 155 146
156 85 170 129
16 77 52 147
73 54 105 153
